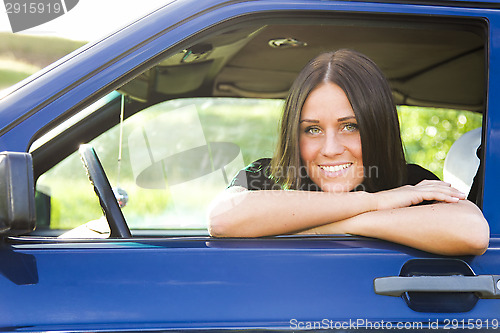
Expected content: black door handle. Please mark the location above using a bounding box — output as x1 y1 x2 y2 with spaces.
374 275 500 298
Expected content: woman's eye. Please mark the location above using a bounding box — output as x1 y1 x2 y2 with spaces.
342 123 358 132
305 127 322 135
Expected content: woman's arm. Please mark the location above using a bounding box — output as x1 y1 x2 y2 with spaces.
299 199 489 256
207 186 375 237
207 180 468 240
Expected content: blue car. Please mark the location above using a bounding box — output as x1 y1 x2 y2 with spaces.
0 0 499 331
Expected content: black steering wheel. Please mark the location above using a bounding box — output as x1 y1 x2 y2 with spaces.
79 144 131 238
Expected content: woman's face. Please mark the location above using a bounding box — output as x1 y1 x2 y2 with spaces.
299 83 364 192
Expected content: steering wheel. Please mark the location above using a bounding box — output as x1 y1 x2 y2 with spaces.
79 144 131 238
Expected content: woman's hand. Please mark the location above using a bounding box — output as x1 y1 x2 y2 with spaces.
374 180 466 211
301 193 489 256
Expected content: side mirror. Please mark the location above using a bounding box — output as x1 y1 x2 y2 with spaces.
0 152 36 236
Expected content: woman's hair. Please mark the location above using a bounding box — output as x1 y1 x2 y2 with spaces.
270 49 407 192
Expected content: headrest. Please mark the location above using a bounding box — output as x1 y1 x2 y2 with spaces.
443 128 481 195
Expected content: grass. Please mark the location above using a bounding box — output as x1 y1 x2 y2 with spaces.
0 33 85 68
0 57 41 90
0 33 86 91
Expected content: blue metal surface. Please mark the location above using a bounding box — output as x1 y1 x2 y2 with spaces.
483 13 500 235
0 237 497 331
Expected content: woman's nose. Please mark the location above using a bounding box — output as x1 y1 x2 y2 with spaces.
321 132 346 156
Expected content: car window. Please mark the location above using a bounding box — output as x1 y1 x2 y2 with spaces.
35 96 282 234
30 17 486 237
34 96 481 236
399 106 482 182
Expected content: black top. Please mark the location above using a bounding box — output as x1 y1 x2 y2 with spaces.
228 158 439 192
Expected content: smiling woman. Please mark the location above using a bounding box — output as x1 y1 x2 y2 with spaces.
298 83 364 193
207 49 489 256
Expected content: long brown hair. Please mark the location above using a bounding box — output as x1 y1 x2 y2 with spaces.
270 49 406 192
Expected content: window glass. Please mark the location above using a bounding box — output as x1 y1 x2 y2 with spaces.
31 17 485 237
36 97 282 233
36 97 481 236
398 106 482 192
30 91 121 152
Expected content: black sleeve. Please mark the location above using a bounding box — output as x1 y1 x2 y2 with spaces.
406 164 440 185
405 164 440 206
228 158 281 190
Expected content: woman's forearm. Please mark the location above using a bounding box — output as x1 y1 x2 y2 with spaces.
301 199 489 256
207 187 375 237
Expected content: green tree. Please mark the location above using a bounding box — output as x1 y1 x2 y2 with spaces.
398 106 482 179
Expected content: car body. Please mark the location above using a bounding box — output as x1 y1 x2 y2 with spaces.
0 0 500 331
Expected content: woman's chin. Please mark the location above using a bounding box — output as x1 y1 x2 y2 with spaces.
319 181 359 193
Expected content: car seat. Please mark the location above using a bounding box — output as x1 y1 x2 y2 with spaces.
443 127 481 196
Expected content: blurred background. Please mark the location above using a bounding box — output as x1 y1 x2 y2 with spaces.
0 0 168 93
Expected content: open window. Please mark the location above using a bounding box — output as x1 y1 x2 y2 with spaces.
29 13 487 238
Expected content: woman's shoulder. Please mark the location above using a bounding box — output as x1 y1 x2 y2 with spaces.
243 158 272 173
228 158 278 190
406 163 440 185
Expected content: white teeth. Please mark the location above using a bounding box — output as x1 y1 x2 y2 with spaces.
320 163 352 173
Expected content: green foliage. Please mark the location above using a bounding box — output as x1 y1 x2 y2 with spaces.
398 106 482 179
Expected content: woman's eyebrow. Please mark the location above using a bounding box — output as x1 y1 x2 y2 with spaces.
337 116 356 122
300 116 356 124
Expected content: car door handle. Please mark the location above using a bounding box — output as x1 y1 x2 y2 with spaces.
374 275 500 298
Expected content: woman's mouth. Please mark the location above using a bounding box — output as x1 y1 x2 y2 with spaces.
319 163 353 173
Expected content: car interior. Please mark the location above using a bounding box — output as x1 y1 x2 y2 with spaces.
27 13 487 238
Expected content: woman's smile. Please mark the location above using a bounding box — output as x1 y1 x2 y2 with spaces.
319 162 353 174
299 83 364 192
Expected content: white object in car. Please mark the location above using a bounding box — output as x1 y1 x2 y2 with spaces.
443 128 481 195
